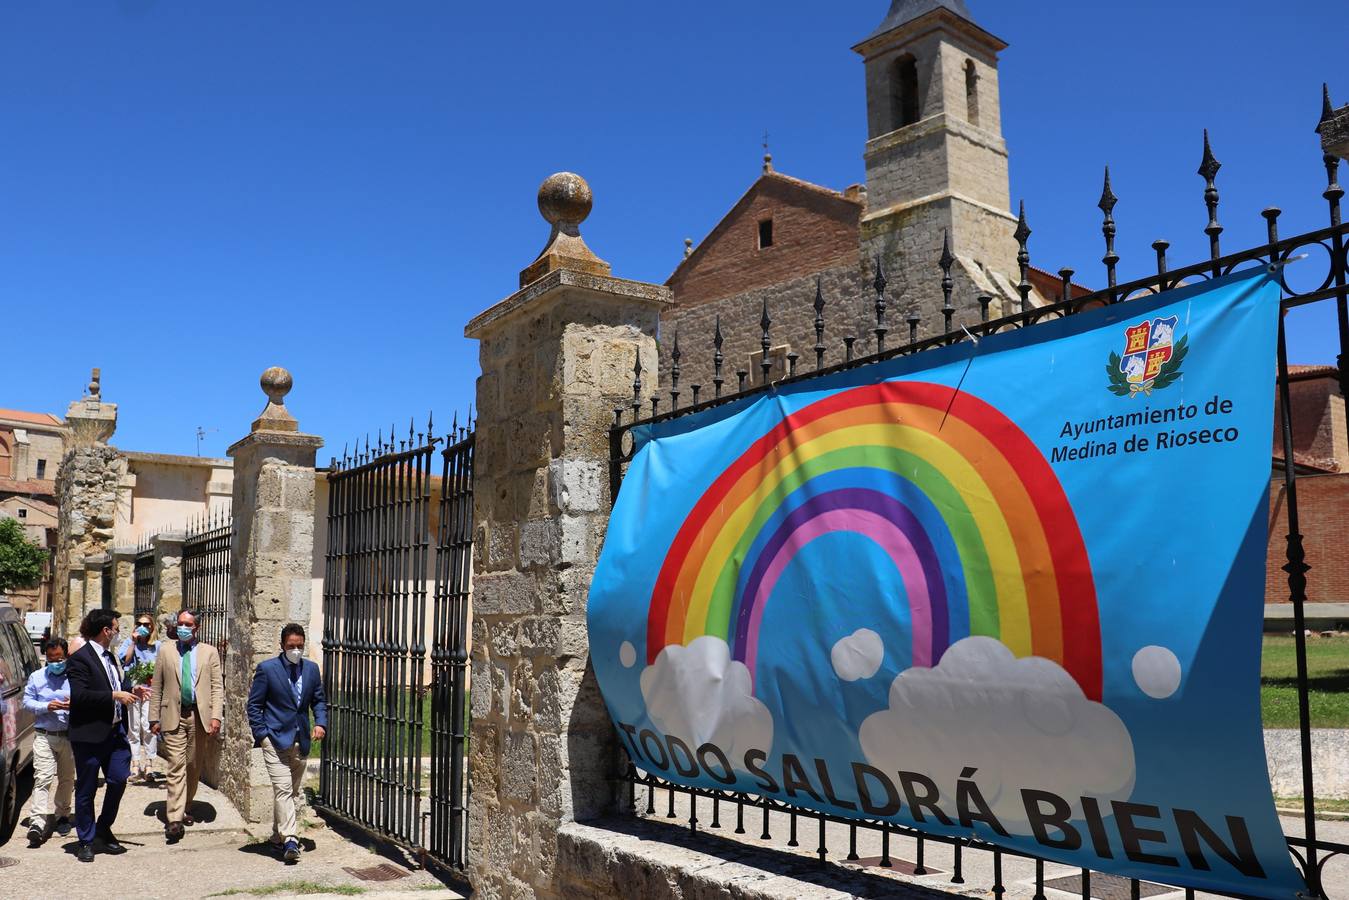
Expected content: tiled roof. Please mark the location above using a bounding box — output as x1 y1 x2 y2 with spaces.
1287 365 1339 380
0 477 57 496
0 409 64 427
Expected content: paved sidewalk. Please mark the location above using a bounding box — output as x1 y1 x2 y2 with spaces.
0 772 466 899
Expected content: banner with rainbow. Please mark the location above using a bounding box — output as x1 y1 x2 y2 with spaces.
588 267 1301 899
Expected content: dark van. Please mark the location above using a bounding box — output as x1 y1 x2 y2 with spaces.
0 597 39 843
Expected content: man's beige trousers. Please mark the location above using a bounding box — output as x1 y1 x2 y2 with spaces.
262 738 308 841
162 710 210 824
30 731 74 826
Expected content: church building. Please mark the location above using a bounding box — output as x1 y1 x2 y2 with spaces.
660 0 1087 391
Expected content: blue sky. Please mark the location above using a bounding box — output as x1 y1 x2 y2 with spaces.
2 0 1342 459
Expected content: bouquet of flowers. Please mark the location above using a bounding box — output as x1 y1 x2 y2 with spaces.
127 661 155 686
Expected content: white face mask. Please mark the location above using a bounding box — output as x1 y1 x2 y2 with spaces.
285 648 304 665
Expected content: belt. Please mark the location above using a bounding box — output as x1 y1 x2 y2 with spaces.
35 727 68 736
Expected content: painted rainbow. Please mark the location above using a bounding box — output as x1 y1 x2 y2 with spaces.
645 380 1102 700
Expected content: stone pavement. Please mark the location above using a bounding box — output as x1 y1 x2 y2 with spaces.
1 772 466 899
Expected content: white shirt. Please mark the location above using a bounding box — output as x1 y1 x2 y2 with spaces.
96 642 124 724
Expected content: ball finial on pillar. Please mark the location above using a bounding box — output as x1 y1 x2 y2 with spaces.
537 172 593 230
252 366 298 433
519 172 611 288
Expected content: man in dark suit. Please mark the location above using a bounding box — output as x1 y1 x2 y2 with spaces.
67 609 145 862
246 622 327 863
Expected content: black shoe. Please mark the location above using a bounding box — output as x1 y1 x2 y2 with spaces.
27 826 44 848
77 843 95 863
54 817 72 836
166 822 184 843
95 830 126 854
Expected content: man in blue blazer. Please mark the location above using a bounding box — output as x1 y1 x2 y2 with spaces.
246 622 327 863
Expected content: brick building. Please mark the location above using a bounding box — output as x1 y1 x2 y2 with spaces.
0 408 67 611
1267 366 1349 618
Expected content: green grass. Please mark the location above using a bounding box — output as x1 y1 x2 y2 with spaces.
1261 635 1349 728
209 883 365 897
1276 797 1349 813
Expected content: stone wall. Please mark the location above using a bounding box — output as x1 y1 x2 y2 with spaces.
53 444 128 636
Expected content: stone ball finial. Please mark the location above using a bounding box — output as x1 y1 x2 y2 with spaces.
537 172 593 229
252 366 298 433
260 366 293 404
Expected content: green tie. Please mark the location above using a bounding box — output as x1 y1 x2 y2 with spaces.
181 648 194 705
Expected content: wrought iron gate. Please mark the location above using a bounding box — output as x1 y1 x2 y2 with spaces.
133 543 155 618
183 509 232 661
317 417 474 871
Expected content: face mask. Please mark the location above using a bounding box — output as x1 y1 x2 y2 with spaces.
135 626 150 638
285 648 304 665
177 625 194 641
47 661 67 676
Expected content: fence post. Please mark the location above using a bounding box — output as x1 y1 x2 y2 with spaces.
219 367 323 822
462 173 670 898
152 532 185 619
82 555 108 619
52 369 126 637
111 546 137 621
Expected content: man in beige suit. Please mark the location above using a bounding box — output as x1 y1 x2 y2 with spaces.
149 609 223 842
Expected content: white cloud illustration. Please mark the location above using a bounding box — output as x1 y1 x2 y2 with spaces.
831 628 885 682
858 636 1135 833
640 635 774 771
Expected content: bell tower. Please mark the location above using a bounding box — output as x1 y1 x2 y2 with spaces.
855 0 1024 326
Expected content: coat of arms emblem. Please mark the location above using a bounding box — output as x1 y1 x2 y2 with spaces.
1106 315 1187 397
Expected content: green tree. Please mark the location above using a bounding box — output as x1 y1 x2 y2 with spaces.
0 517 48 594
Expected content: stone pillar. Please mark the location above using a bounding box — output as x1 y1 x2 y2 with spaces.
464 173 670 900
112 547 137 619
219 367 322 822
153 533 185 618
53 369 127 638
82 556 108 620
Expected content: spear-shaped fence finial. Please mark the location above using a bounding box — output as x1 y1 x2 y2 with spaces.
670 326 682 410
939 230 955 334
713 315 725 399
813 277 826 370
873 254 889 353
1099 166 1120 294
760 296 773 384
1199 129 1223 266
1014 201 1033 313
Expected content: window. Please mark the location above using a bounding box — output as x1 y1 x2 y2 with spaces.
35 458 46 479
16 509 25 519
891 54 920 129
758 218 774 249
965 59 980 126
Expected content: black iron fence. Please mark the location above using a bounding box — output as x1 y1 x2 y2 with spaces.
133 542 155 619
609 111 1349 899
183 509 232 662
100 557 113 611
317 415 475 872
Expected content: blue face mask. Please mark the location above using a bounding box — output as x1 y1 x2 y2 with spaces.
47 661 67 677
177 625 194 642
135 626 151 638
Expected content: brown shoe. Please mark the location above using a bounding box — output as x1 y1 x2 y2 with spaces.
183 814 195 826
